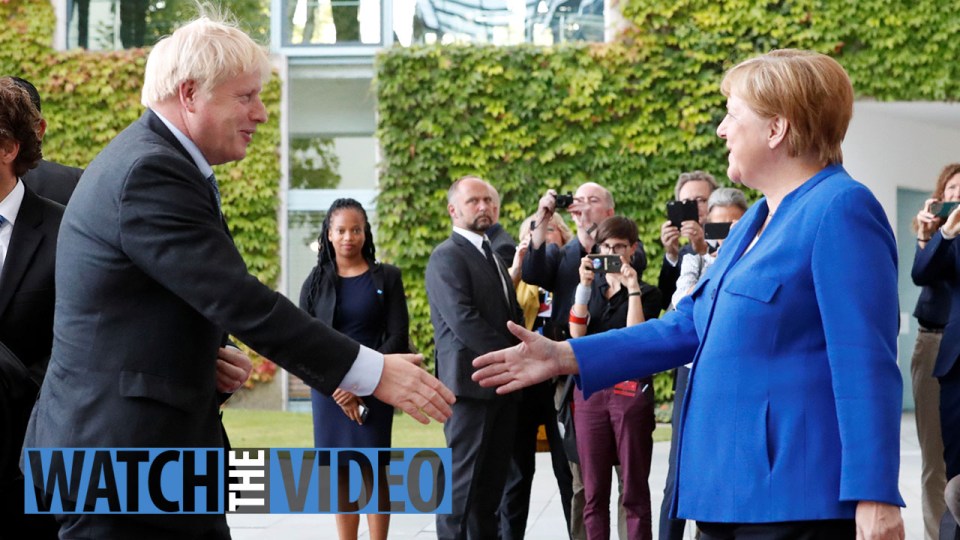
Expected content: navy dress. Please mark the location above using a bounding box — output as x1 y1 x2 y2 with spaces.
311 271 394 448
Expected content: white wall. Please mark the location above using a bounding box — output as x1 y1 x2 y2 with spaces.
845 101 960 237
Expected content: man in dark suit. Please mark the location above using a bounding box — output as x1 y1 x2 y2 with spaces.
0 77 64 538
427 175 524 540
9 77 83 206
656 170 717 310
22 16 453 539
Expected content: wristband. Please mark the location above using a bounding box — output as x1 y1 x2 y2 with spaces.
569 308 589 326
918 236 931 242
575 283 591 306
627 291 642 297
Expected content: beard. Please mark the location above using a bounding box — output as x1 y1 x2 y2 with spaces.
467 215 492 233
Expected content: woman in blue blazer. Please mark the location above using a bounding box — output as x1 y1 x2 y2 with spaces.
474 50 905 539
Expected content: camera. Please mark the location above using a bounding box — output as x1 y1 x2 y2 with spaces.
590 255 623 273
554 192 574 209
666 199 699 228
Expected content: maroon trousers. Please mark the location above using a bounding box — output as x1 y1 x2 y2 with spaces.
574 382 655 540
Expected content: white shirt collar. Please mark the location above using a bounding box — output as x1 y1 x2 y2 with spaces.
452 226 487 254
0 179 25 227
152 110 215 179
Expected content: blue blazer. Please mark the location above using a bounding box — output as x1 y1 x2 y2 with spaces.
570 164 904 522
912 231 960 377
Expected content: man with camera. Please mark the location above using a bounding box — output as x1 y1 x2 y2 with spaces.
657 170 718 311
522 182 645 540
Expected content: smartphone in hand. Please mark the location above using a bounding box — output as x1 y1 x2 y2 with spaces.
931 201 960 218
589 255 623 273
704 222 732 240
667 199 699 228
358 403 369 424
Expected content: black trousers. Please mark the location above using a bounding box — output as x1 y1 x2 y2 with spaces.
659 365 689 540
697 519 855 540
499 380 574 540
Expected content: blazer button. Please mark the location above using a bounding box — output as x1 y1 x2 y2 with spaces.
710 290 716 300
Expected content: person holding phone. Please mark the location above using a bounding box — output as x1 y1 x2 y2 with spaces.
912 164 960 540
300 198 410 540
669 188 748 310
657 171 719 312
570 216 661 540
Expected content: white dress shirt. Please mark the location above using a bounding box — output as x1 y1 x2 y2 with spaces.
0 179 25 276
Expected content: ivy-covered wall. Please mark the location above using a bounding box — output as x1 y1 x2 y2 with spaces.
0 0 281 285
375 0 960 403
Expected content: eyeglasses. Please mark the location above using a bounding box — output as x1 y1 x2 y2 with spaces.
599 242 629 254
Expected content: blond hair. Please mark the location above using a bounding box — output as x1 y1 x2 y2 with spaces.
141 9 270 107
720 49 852 165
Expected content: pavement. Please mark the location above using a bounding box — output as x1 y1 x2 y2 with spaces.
228 413 927 539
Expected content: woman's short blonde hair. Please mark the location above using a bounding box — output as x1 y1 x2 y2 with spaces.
141 13 270 107
519 212 572 246
720 49 853 165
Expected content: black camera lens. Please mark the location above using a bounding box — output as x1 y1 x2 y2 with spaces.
554 193 574 209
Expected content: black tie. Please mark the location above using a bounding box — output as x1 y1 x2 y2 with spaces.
482 238 509 303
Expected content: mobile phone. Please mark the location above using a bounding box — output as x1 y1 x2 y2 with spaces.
930 201 960 218
704 222 732 240
589 255 622 273
358 403 369 424
666 199 699 228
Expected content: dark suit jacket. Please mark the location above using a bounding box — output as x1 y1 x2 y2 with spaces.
22 159 83 206
426 233 522 399
486 222 516 267
0 185 63 382
0 185 63 538
913 233 960 377
23 110 365 535
299 260 410 355
657 244 695 311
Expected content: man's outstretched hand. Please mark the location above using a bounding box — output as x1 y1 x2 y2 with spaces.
472 321 579 394
374 353 455 424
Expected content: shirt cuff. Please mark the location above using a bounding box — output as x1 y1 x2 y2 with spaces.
338 345 384 396
942 228 958 241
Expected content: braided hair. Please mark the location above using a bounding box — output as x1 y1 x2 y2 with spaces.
304 198 376 313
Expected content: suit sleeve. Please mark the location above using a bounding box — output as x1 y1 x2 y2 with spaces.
427 247 517 355
117 155 360 395
811 187 905 507
378 266 411 355
912 232 958 287
521 239 560 291
658 254 681 310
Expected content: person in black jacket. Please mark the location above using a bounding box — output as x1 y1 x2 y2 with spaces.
656 170 718 312
300 198 410 540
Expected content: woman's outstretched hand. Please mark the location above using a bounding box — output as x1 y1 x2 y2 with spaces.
472 321 579 394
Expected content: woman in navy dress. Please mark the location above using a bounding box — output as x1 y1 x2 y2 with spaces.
300 198 410 540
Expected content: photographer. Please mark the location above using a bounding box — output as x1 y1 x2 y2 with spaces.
522 182 646 540
657 171 718 311
570 216 660 540
912 164 960 540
